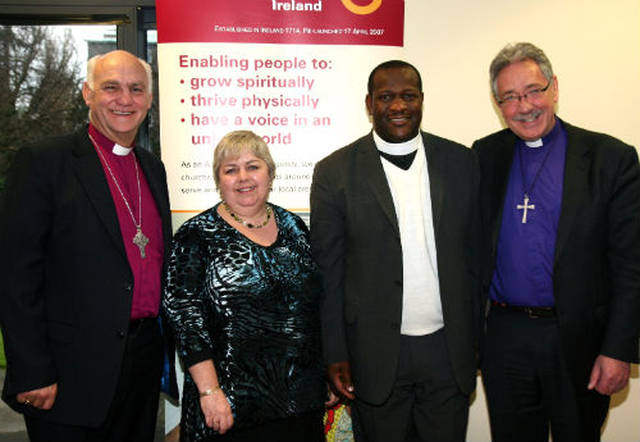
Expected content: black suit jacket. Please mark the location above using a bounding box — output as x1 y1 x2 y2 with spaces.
472 119 640 389
310 131 481 405
0 128 172 427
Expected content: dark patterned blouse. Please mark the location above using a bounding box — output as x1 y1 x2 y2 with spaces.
163 203 325 442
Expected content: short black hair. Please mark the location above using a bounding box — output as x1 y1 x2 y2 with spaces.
367 60 423 95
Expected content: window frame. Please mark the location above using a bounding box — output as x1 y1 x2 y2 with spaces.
0 3 157 152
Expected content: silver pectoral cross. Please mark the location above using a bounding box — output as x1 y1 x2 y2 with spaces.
133 227 149 259
517 194 535 224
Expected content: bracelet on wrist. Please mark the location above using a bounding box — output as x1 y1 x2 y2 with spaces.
199 385 221 397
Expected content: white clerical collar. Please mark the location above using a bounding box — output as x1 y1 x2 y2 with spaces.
524 139 543 148
112 144 133 156
373 130 422 155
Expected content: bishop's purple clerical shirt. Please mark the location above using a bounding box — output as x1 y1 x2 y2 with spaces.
489 119 567 307
89 124 164 319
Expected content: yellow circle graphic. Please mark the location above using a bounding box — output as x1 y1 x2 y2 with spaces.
341 0 382 15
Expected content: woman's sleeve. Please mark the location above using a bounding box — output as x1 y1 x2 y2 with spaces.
163 223 216 368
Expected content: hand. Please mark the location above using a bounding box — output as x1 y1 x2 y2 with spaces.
200 389 234 434
16 383 58 410
325 387 341 408
588 355 630 396
327 361 355 401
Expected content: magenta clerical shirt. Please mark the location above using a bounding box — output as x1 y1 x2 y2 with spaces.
88 124 163 319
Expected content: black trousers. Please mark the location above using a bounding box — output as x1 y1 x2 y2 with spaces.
481 306 610 442
25 318 164 442
352 329 469 442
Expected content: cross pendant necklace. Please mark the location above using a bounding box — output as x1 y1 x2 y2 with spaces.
517 194 535 224
90 134 149 258
517 141 554 224
133 227 149 257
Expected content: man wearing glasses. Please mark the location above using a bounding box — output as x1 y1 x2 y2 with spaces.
472 42 639 442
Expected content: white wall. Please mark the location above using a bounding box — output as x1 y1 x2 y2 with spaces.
404 0 639 149
401 1 639 440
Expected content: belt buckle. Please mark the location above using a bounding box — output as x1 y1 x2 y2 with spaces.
524 307 540 318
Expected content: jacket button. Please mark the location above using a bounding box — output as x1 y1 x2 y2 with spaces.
115 330 125 339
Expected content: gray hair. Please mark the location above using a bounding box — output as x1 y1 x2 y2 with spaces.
86 50 153 94
489 42 554 97
212 130 276 189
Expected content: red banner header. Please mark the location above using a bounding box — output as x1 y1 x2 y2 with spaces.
157 0 404 46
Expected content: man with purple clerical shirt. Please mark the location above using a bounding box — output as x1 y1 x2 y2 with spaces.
473 42 640 442
0 50 172 442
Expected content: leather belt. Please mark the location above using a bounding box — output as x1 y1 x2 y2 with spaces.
491 301 556 318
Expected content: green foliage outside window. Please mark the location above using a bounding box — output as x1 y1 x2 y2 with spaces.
0 25 87 194
0 330 5 368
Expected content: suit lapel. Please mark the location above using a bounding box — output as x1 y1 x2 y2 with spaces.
137 150 172 245
490 132 517 253
423 133 444 236
360 132 448 236
358 133 399 233
554 124 590 266
71 130 128 259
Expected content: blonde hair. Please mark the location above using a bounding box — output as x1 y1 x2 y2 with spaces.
212 131 276 188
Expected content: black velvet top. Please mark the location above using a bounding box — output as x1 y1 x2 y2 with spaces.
163 203 325 442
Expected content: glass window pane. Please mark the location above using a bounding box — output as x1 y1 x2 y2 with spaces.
147 29 159 157
0 24 115 193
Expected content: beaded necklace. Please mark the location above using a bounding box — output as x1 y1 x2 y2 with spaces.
222 201 272 229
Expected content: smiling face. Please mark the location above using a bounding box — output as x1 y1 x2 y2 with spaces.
366 66 424 143
495 59 558 141
217 152 272 213
82 51 152 146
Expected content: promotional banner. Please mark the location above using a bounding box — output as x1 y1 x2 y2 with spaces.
158 0 403 46
157 0 405 213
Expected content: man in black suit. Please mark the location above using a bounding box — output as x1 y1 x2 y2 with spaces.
0 50 171 442
310 60 481 442
472 42 640 442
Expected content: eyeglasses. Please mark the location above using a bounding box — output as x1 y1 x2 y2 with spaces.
496 79 552 107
